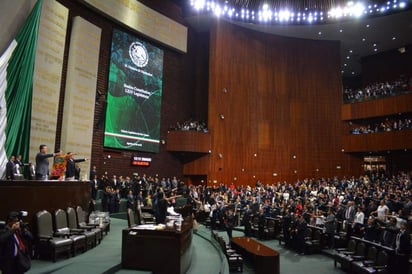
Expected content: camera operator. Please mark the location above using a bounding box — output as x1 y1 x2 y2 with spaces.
0 211 32 274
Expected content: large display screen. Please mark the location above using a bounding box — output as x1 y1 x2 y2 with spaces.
104 29 164 153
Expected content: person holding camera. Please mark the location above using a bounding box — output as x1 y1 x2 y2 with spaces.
0 211 32 274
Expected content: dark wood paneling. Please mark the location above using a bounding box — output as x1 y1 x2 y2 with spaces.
0 181 89 229
184 20 360 184
342 130 412 152
341 93 412 120
167 131 211 153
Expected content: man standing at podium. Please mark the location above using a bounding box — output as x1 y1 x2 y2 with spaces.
35 144 59 180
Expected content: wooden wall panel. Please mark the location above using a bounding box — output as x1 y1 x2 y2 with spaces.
0 181 89 230
183 20 359 185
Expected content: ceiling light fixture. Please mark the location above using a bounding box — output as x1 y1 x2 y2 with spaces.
189 0 409 25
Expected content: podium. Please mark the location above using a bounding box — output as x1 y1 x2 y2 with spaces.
122 217 193 274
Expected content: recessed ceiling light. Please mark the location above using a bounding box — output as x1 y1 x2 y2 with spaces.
318 31 322 35
373 43 377 47
339 29 343 32
349 49 353 53
344 63 347 66
351 72 355 75
392 37 396 40
374 48 378 52
346 56 350 59
366 24 370 28
341 70 345 73
362 38 366 42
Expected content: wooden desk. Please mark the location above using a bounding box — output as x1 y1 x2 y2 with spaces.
231 237 279 274
122 217 193 274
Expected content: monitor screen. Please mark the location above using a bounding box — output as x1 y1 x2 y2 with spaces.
104 28 164 153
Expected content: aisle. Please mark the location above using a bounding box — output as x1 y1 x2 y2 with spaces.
28 218 224 274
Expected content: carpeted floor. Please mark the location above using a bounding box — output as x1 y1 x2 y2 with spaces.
28 217 346 274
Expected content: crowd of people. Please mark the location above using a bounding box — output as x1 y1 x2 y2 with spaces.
343 76 411 103
91 169 412 253
170 119 208 132
350 115 412 134
89 172 188 219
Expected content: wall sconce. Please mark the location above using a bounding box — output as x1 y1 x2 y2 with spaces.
222 88 228 93
218 153 223 159
219 114 225 120
273 173 278 177
161 139 166 145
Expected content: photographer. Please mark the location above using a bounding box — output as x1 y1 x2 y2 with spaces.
0 211 32 274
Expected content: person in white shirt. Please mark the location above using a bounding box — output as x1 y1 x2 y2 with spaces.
354 206 365 225
372 199 389 222
353 206 365 237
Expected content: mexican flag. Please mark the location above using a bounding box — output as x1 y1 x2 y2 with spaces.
0 0 42 179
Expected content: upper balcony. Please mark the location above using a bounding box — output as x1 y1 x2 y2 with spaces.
342 130 412 153
342 93 412 121
166 130 211 163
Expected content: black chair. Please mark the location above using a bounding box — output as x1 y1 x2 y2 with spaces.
305 228 322 253
339 241 367 271
35 210 72 262
74 206 103 244
54 209 87 256
127 208 138 228
263 219 276 239
217 236 243 272
352 246 378 274
66 207 97 249
76 206 108 236
251 215 259 237
138 205 156 224
334 238 357 268
357 250 388 274
334 221 349 248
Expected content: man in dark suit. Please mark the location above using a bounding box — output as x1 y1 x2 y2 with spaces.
395 222 411 274
65 152 86 180
155 191 168 224
294 214 308 254
344 201 356 224
35 144 58 180
5 155 15 180
242 204 253 237
224 207 235 240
